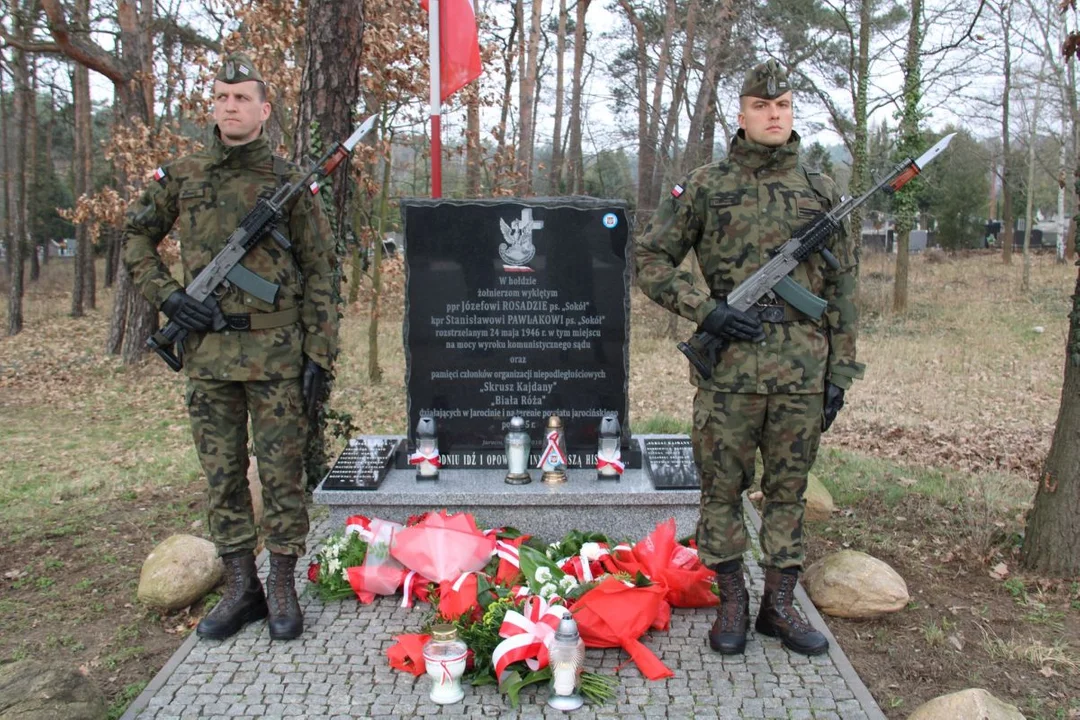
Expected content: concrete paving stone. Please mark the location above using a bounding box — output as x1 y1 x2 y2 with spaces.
813 712 841 720
809 695 838 710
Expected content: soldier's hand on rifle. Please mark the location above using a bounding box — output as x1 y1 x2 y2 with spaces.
701 301 763 342
302 356 327 419
822 382 845 432
161 290 213 332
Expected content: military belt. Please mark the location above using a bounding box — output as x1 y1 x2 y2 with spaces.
220 307 300 331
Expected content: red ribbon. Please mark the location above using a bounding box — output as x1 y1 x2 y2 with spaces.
408 448 442 467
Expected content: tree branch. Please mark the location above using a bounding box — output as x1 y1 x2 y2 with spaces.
39 0 128 85
150 16 221 52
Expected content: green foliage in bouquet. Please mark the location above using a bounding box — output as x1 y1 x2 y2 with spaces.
309 531 368 601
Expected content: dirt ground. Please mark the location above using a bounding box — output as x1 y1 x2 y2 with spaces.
2 250 1078 718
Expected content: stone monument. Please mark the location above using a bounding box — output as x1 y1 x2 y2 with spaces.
313 197 699 538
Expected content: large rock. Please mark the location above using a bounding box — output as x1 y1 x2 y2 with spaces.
137 534 223 611
0 660 106 720
803 549 909 618
804 473 834 522
906 688 1025 720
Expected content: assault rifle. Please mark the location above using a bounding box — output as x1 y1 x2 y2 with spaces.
147 115 378 371
679 132 956 379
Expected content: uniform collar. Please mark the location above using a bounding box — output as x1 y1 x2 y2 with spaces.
728 129 801 171
208 125 272 168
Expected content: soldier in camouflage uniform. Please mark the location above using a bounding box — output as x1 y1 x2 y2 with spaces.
635 59 865 656
124 52 339 642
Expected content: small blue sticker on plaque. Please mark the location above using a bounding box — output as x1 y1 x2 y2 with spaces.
602 213 618 229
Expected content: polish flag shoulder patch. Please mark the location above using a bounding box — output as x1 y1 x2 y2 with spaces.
671 183 685 198
308 180 320 195
152 167 167 185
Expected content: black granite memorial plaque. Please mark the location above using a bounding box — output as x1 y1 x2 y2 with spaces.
401 198 634 468
321 437 402 490
643 437 701 490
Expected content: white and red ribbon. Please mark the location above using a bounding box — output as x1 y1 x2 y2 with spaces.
536 430 566 469
491 596 568 678
495 539 521 568
597 452 625 474
400 570 421 608
408 448 442 467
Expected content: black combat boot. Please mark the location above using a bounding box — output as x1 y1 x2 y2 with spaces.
266 553 303 640
196 551 268 640
708 562 750 655
755 568 829 656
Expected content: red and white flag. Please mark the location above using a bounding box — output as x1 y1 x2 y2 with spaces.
420 0 482 102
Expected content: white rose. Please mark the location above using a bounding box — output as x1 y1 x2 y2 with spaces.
559 575 578 591
535 566 553 583
580 542 603 562
539 583 558 599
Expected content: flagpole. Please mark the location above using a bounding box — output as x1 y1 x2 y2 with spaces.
429 0 442 198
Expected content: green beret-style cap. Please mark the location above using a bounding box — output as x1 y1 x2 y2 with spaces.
740 59 790 99
216 52 264 84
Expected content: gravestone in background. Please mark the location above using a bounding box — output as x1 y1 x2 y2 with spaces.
400 197 635 468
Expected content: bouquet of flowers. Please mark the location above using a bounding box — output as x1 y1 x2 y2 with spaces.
307 530 368 601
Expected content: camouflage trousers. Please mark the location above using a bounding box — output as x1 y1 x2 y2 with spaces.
186 378 309 557
691 389 824 570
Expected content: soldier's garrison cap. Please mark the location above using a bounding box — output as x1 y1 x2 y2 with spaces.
740 59 790 99
216 52 264 84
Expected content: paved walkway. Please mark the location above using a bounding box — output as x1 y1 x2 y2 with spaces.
123 506 885 720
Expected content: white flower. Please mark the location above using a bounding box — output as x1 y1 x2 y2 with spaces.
539 582 558 599
534 566 553 584
327 558 341 576
546 543 561 560
580 542 603 562
558 575 578 591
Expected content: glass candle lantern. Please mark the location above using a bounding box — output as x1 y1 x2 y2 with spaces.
539 415 568 484
422 624 468 704
546 615 586 711
596 413 624 480
504 416 532 485
410 415 440 480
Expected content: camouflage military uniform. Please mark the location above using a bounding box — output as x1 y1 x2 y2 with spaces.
635 128 863 571
123 88 338 559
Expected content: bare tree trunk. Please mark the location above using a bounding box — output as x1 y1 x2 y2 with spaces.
682 0 732 173
567 0 591 194
1021 265 1080 575
848 0 873 249
655 0 699 202
8 3 30 336
517 0 542 194
548 0 567 193
1 60 11 281
71 0 93 317
27 55 39 284
892 0 923 314
494 11 519 192
292 0 365 486
618 0 649 209
465 81 481 196
368 153 391 384
1001 0 1015 265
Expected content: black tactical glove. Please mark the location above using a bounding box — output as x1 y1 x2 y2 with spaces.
301 356 328 418
822 382 845 432
701 301 764 342
161 290 213 332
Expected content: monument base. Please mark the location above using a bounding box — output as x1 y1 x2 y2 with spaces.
312 435 700 540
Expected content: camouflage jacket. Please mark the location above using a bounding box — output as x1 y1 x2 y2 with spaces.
123 128 339 381
634 130 865 394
